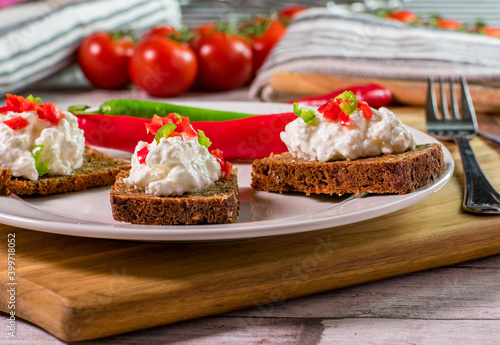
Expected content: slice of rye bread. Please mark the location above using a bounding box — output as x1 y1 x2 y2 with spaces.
0 146 130 196
251 143 446 196
110 169 240 225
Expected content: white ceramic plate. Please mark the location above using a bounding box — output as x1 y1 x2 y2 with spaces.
0 102 454 242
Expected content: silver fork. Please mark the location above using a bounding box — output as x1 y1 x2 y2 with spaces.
426 76 500 214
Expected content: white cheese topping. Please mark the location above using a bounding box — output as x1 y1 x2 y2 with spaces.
125 136 221 197
280 107 416 161
0 110 85 180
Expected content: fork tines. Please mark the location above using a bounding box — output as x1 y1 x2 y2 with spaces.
426 76 478 138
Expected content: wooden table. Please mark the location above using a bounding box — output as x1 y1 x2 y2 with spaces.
1 88 500 344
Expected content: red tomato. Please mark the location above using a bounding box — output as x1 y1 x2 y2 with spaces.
279 5 306 20
386 9 418 23
250 20 286 73
193 32 253 91
141 24 178 40
482 26 500 37
189 23 217 51
192 23 217 36
436 18 462 30
77 32 134 89
129 36 198 97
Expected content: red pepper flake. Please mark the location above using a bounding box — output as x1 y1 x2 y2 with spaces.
211 148 232 179
3 116 29 130
137 146 149 164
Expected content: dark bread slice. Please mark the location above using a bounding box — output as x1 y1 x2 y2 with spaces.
110 169 240 225
251 144 445 196
0 146 130 196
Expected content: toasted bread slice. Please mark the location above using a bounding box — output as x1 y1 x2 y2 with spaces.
110 169 240 225
0 146 130 196
251 144 445 196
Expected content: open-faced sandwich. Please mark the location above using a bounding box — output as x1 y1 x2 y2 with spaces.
110 113 239 225
0 94 129 196
251 91 445 195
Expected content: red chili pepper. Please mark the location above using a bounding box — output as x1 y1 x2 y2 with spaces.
3 116 29 130
289 83 392 109
76 114 152 152
76 112 297 160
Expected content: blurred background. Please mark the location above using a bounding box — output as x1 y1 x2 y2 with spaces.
180 0 500 27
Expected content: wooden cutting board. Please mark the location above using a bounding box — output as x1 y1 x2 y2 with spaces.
1 109 500 342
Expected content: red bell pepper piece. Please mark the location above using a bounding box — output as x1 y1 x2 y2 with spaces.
289 83 392 109
4 94 38 113
3 116 29 130
137 146 149 164
37 102 63 124
76 112 297 160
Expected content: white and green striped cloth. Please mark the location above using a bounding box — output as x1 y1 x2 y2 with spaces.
249 7 500 100
0 0 181 94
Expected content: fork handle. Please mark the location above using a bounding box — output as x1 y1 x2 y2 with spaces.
455 136 500 214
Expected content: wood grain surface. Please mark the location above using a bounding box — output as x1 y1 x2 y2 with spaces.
1 108 500 343
269 72 500 113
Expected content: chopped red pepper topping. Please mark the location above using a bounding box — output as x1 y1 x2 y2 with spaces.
143 113 232 178
147 113 203 141
211 149 232 179
3 116 30 130
37 102 63 124
137 146 149 165
317 91 373 126
1 94 64 125
4 94 38 113
357 100 373 119
318 98 343 121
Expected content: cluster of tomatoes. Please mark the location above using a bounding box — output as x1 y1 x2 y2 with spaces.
381 8 500 37
77 5 305 97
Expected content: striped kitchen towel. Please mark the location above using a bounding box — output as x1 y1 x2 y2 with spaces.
0 0 181 94
249 8 500 101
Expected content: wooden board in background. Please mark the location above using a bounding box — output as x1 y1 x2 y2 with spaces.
269 72 500 113
0 109 499 342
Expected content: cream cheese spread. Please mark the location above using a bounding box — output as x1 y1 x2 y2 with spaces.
125 136 221 196
281 106 416 161
0 110 85 180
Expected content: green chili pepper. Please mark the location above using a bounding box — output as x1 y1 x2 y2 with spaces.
293 102 316 123
68 99 257 122
26 94 42 103
155 123 177 143
197 130 212 148
32 145 49 176
335 91 358 115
